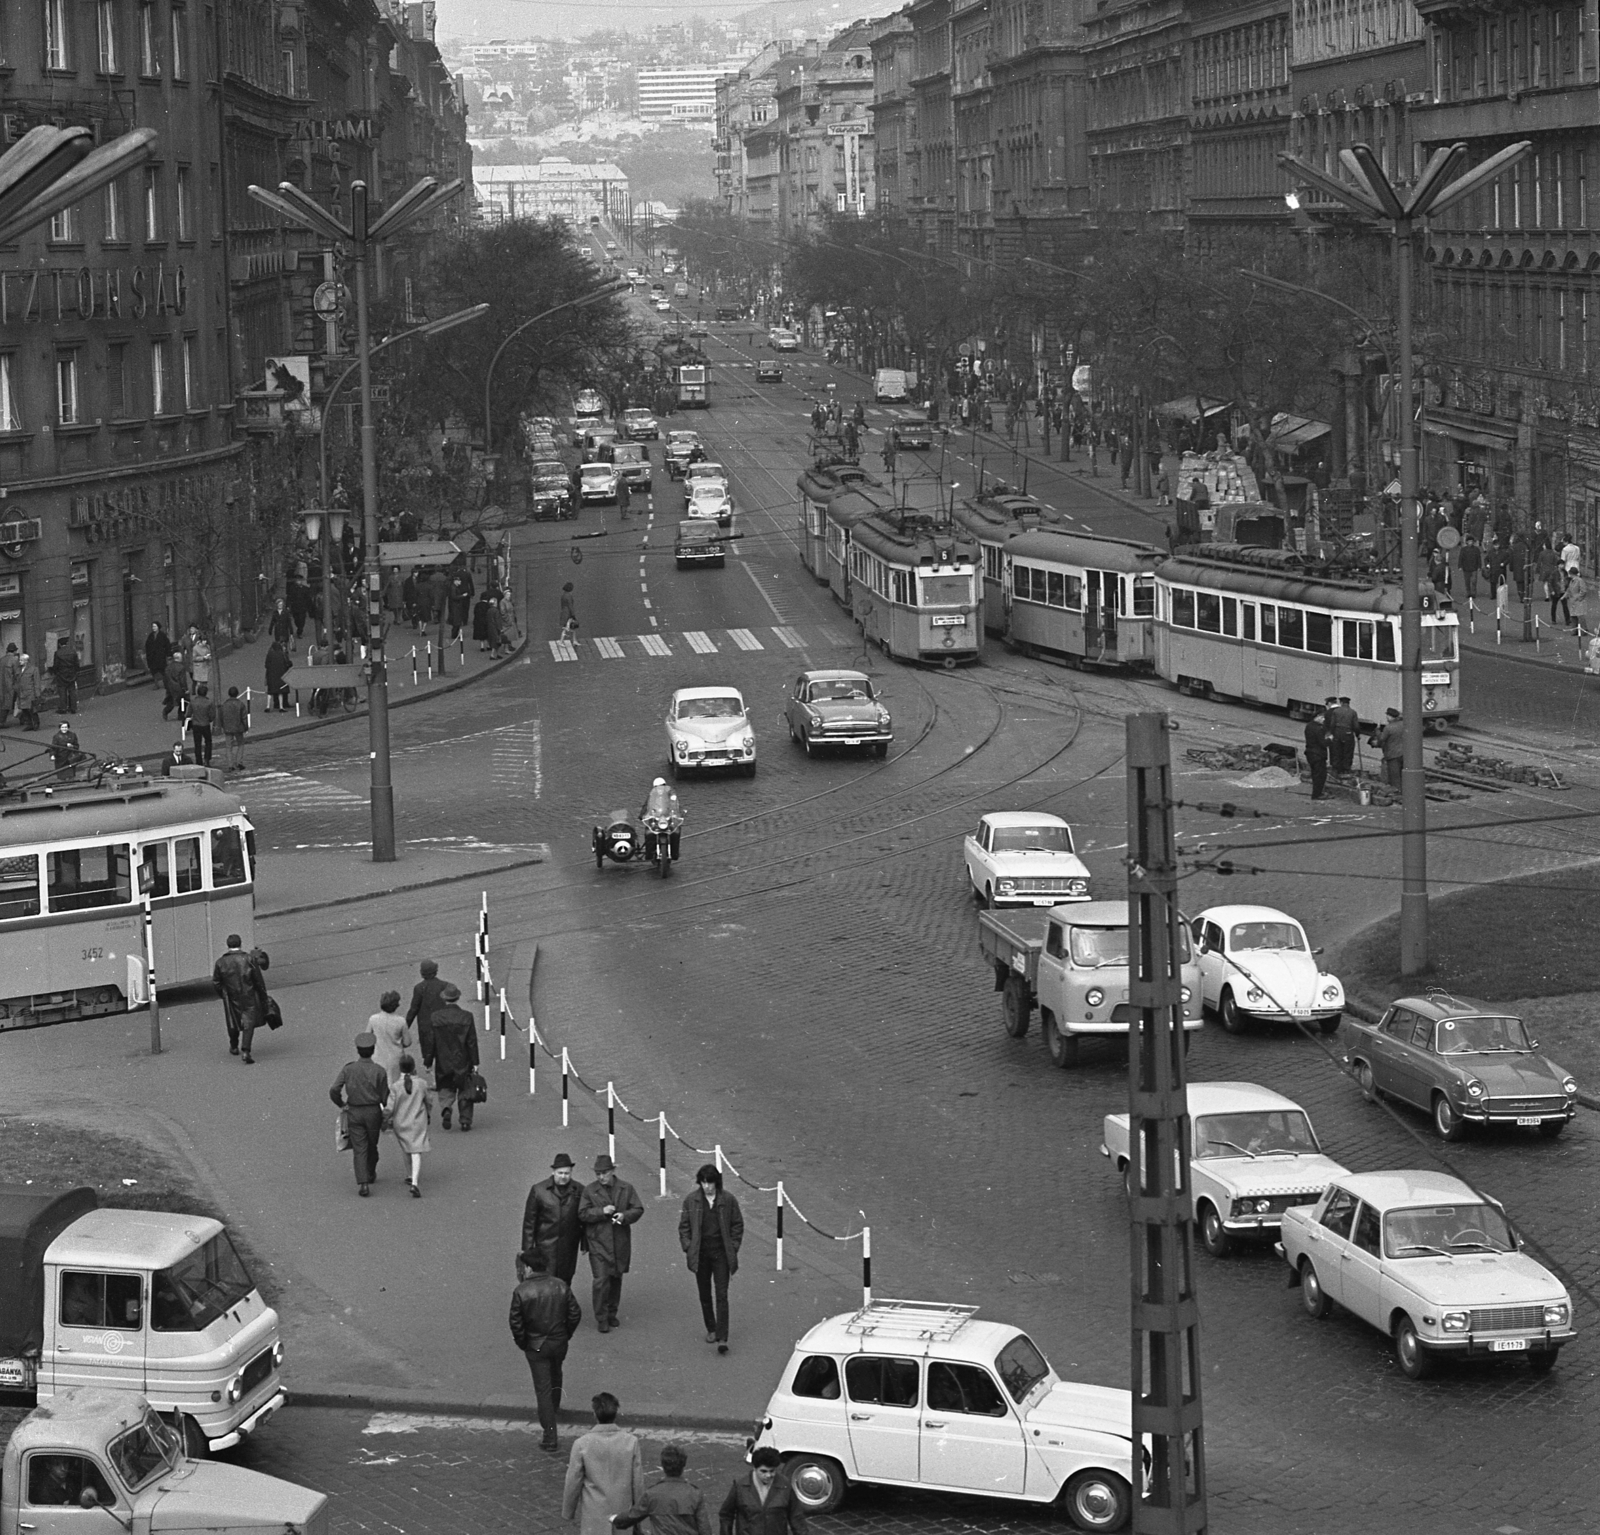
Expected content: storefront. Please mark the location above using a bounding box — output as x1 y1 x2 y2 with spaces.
1422 409 1518 507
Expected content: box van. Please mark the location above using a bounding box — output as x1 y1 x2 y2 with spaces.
874 368 910 403
674 281 690 298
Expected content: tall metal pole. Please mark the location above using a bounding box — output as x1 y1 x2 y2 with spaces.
1395 219 1427 975
352 185 395 863
1126 712 1207 1535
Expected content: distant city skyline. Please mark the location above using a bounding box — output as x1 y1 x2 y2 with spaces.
436 0 881 44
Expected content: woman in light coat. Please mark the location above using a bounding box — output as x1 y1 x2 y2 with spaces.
383 1053 432 1197
366 990 412 1082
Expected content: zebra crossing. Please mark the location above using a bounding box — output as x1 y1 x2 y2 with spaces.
231 768 366 813
548 624 828 662
489 720 542 800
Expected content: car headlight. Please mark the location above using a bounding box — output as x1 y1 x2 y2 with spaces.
996 878 1016 893
676 741 689 757
1544 1303 1569 1327
1563 1078 1579 1096
877 709 891 726
1068 879 1087 895
1322 983 1341 1002
272 1341 285 1368
226 1372 244 1404
1441 1311 1470 1332
1246 987 1264 1002
1464 1079 1486 1099
1085 988 1105 1007
1180 986 1192 1002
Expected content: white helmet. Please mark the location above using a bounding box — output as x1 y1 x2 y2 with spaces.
652 777 666 787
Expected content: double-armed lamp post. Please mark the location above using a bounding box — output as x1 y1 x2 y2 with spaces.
248 175 468 863
1276 138 1531 977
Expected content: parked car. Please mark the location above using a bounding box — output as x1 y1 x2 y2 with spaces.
890 415 933 450
964 812 1091 909
686 481 733 527
750 1298 1135 1529
755 360 784 383
576 463 618 505
666 686 756 777
532 458 569 492
621 407 659 440
715 303 743 321
1102 1082 1349 1257
1190 905 1344 1035
1279 1170 1576 1379
1344 993 1579 1141
531 486 573 521
784 669 892 758
674 521 726 569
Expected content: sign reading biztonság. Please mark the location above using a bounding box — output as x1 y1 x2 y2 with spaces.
0 264 189 323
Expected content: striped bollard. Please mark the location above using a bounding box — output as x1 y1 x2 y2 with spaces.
775 1182 785 1271
426 639 434 680
861 1225 872 1305
498 986 508 1061
561 1048 570 1126
412 646 419 686
607 1081 616 1164
658 1113 668 1198
714 1143 724 1176
528 1020 539 1097
1468 598 1475 636
458 632 465 667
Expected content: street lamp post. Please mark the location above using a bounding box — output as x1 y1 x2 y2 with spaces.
249 174 468 863
1277 138 1531 976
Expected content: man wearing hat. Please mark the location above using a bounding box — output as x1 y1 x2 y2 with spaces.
1371 708 1405 788
422 982 480 1131
523 1153 585 1284
1303 706 1329 802
580 1155 643 1333
1326 696 1359 775
330 1033 390 1195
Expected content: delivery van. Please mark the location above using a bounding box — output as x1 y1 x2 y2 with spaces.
874 368 910 403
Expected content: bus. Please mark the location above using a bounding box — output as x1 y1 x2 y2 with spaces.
0 780 256 1029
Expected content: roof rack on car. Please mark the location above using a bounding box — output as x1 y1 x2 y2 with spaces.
843 1299 979 1342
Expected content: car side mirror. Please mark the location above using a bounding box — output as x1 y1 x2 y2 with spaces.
79 1488 102 1510
1312 946 1325 956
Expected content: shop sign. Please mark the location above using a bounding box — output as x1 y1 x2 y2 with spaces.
293 117 373 143
0 264 189 324
64 466 230 545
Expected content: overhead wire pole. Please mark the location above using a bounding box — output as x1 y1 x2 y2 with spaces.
1126 712 1207 1535
1276 137 1532 976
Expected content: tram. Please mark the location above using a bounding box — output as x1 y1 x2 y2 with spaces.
797 459 880 582
846 507 982 666
0 780 256 1029
1154 546 1461 726
952 488 1055 634
1002 528 1162 669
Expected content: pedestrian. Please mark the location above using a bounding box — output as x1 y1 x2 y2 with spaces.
1155 468 1171 506
511 1248 582 1452
49 722 81 781
560 583 579 639
1371 708 1404 789
426 566 450 628
1427 547 1449 595
421 981 479 1131
161 740 191 776
403 567 422 629
580 1154 643 1333
617 478 632 519
485 590 508 658
1566 566 1588 637
265 638 291 712
50 636 80 714
188 682 216 767
561 1393 643 1535
15 653 40 730
1549 561 1571 628
679 1162 743 1355
447 561 475 639
162 650 189 721
367 990 412 1083
1119 431 1134 489
1303 708 1329 801
0 643 17 726
1561 531 1581 571
218 686 249 772
613 1445 711 1535
1326 696 1358 775
717 1447 808 1535
523 1152 584 1285
329 1031 390 1196
144 621 174 684
287 574 312 638
188 630 212 691
473 592 494 651
383 1053 433 1197
268 598 294 648
405 957 447 1040
1458 536 1482 601
212 932 268 1063
382 568 404 633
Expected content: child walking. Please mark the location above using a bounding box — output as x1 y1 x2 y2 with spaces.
384 1053 433 1197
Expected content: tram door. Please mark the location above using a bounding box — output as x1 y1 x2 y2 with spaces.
1086 570 1118 654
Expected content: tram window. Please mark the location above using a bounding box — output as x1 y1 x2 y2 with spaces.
1376 622 1397 663
1172 588 1196 628
1065 573 1083 609
1259 604 1275 644
1196 593 1221 632
1342 620 1375 660
1306 611 1333 655
175 837 203 894
893 570 910 604
1222 598 1237 636
1278 607 1304 649
0 854 42 920
1132 578 1155 617
140 843 171 899
210 827 247 888
1047 570 1066 606
46 844 132 913
921 574 971 607
1016 566 1042 602
1242 602 1256 640
1424 621 1457 660
985 546 1003 580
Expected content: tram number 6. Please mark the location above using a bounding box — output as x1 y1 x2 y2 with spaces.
82 946 105 962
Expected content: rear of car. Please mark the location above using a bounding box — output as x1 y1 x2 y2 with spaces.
675 521 726 569
892 416 932 450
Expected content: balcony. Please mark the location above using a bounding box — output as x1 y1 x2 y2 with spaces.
1411 0 1518 25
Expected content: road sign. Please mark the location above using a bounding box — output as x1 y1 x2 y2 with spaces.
1437 525 1461 549
370 384 392 405
1384 478 1402 497
313 281 347 318
957 343 972 357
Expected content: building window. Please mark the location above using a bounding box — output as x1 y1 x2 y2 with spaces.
176 166 192 240
107 342 130 417
44 0 70 69
282 47 295 94
144 166 161 240
151 338 170 415
97 0 118 72
104 177 126 242
49 204 78 243
181 335 197 409
170 5 186 78
57 351 80 425
139 1 160 76
0 356 20 431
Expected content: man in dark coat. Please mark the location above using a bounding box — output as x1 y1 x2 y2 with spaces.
144 622 174 683
406 958 448 1045
187 682 216 767
213 933 268 1062
1303 708 1329 801
329 1031 389 1194
579 1154 643 1333
265 639 291 711
718 1449 808 1535
50 637 81 714
1325 695 1359 776
678 1163 744 1354
426 567 450 627
50 722 81 781
1371 708 1405 788
162 651 189 721
422 981 479 1131
286 574 312 639
614 1445 711 1535
447 562 475 639
523 1153 584 1283
509 1248 582 1452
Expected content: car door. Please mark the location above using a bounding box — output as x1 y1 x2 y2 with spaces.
20 1451 123 1535
1382 1010 1433 1108
785 676 804 738
1339 1201 1385 1328
1194 920 1225 1008
965 819 991 887
843 1355 922 1483
1301 1186 1359 1303
52 1268 146 1394
1367 1008 1417 1102
920 1361 1026 1495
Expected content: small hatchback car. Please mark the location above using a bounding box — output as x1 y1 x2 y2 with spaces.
752 1299 1135 1530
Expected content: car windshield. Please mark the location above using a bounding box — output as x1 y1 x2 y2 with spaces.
109 1412 181 1489
150 1232 256 1331
1195 1110 1317 1159
1227 921 1307 951
1069 924 1190 967
994 1334 1051 1404
677 697 743 720
689 464 724 479
691 485 723 501
809 679 872 701
1436 1015 1531 1053
1383 1202 1516 1257
990 824 1072 853
582 467 611 480
534 462 564 476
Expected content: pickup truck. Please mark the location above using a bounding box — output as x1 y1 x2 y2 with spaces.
0 1186 285 1455
1 1390 326 1535
979 902 1201 1067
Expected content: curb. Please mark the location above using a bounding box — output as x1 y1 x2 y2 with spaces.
288 1389 752 1436
256 848 551 920
1458 636 1594 676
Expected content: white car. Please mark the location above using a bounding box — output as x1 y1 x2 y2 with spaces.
752 1299 1135 1529
964 812 1091 908
683 461 728 501
573 389 605 418
770 328 799 351
625 268 641 281
655 298 672 313
576 463 617 504
1102 1082 1350 1258
686 481 732 527
1280 1170 1575 1379
1191 905 1344 1035
666 686 756 777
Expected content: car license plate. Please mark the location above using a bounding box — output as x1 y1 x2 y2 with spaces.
1422 671 1450 686
1490 1338 1528 1352
1516 1116 1541 1126
931 614 966 627
836 738 861 746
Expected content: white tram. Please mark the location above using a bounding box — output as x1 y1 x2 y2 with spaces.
1002 528 1161 669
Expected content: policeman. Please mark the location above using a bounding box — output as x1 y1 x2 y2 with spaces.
329 1031 390 1195
1325 695 1359 774
639 776 682 864
1304 709 1330 802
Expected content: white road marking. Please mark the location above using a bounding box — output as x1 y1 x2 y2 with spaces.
594 636 626 659
549 639 579 661
639 633 673 656
489 720 542 799
771 626 803 648
361 1412 747 1446
727 628 763 650
231 769 365 809
684 630 718 653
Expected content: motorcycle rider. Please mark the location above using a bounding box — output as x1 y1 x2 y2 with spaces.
639 776 682 864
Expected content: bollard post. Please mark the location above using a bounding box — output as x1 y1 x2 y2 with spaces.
776 1182 785 1271
458 631 465 668
412 646 418 687
714 1143 724 1176
607 1081 616 1163
561 1048 570 1126
142 894 160 1055
426 639 434 680
529 1021 538 1097
658 1113 668 1198
1468 598 1475 636
498 986 508 1062
861 1225 872 1305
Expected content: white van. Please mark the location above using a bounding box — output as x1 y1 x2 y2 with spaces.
874 368 910 403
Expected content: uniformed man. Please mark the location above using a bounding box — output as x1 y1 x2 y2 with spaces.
1303 709 1330 801
522 1153 584 1285
329 1031 390 1195
639 777 683 865
1371 708 1405 788
1326 695 1359 774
